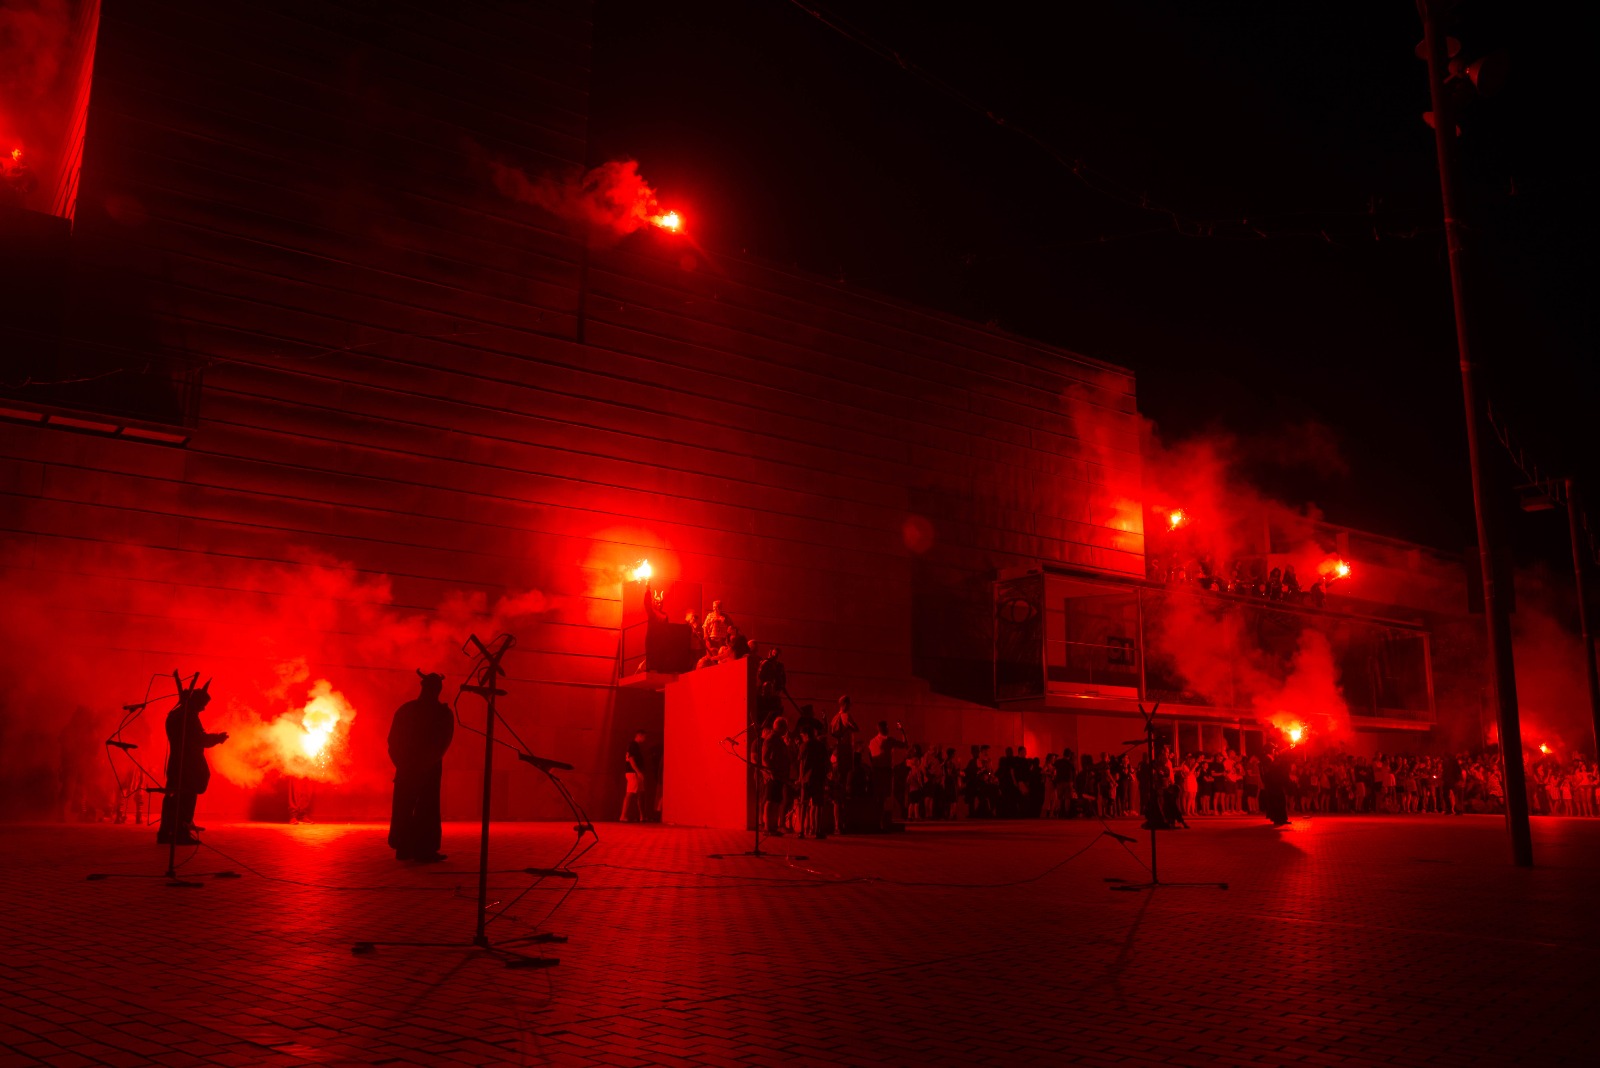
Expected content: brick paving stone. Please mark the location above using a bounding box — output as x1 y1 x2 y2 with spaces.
0 816 1595 1065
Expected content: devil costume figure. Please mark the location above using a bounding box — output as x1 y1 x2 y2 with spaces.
157 682 228 846
388 671 454 862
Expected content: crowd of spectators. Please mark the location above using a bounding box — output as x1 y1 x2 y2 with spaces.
1148 551 1335 608
676 594 1597 828
755 709 1174 835
1266 748 1596 817
751 718 1600 834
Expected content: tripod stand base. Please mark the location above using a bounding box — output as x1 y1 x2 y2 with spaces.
86 870 240 885
351 940 560 969
1106 878 1228 892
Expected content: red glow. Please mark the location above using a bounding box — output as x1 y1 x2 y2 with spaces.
296 680 350 761
652 210 682 232
210 665 359 788
1317 555 1352 582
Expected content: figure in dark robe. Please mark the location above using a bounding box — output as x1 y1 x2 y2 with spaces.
388 671 454 862
1259 746 1291 827
157 682 227 845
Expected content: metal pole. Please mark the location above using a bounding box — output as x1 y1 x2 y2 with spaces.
474 652 499 947
1564 479 1600 758
1420 0 1532 866
1148 716 1159 883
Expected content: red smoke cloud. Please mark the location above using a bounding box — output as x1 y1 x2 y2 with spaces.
1141 422 1352 741
1512 566 1596 757
0 546 555 818
490 158 669 240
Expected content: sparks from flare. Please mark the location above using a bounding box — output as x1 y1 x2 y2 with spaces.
1317 555 1353 582
1539 743 1551 755
651 210 682 232
1168 508 1187 530
1286 724 1305 746
630 559 653 583
294 679 350 763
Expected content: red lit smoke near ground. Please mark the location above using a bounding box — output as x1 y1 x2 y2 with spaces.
1506 566 1593 756
0 549 554 817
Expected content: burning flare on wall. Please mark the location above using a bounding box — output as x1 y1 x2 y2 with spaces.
490 157 681 241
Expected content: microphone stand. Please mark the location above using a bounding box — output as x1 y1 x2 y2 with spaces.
105 695 166 826
353 634 560 969
88 671 240 887
1106 702 1227 893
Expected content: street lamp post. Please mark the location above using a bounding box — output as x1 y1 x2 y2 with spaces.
1418 0 1533 866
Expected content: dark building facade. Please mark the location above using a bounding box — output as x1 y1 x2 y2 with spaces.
1 1 1147 820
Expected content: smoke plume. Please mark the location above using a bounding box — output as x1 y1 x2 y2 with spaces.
0 546 554 818
1141 420 1352 742
490 158 662 239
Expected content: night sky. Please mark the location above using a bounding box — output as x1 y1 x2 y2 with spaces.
589 0 1594 565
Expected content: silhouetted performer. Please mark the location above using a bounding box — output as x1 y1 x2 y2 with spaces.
158 682 227 845
388 671 454 862
1259 746 1290 827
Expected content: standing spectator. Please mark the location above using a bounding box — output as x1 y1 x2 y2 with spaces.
620 730 649 823
962 745 984 818
903 745 924 821
757 646 787 724
1043 754 1063 818
1243 755 1262 814
869 721 909 822
793 703 822 742
1440 754 1465 812
995 747 1019 817
797 723 831 839
760 717 792 835
684 611 704 665
830 695 860 773
702 599 732 649
1076 755 1099 818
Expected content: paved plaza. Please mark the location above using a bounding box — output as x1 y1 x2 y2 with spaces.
1 814 1594 1066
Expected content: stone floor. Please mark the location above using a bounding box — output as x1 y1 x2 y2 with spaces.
1 813 1595 1066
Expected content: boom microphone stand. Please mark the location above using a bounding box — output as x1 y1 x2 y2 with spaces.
105 692 166 826
88 671 240 887
1106 702 1227 893
353 634 559 969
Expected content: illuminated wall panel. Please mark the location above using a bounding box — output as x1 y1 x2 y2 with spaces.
0 0 1143 823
